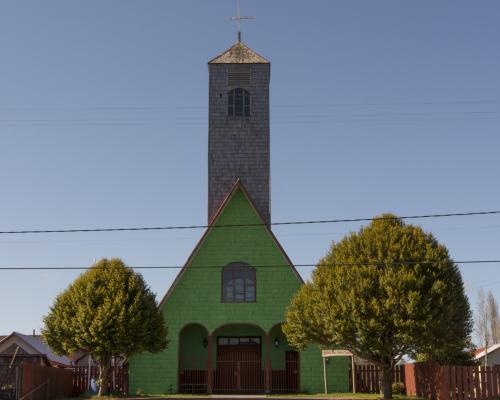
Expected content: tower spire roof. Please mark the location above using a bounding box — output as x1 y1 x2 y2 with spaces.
208 41 269 64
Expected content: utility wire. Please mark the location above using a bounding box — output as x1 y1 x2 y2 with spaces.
1 260 499 271
0 110 498 122
1 117 499 127
1 224 499 245
0 99 499 111
0 210 499 235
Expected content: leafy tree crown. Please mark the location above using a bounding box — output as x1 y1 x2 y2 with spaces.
42 258 168 361
283 214 473 365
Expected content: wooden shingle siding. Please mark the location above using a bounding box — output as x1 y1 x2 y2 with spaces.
208 62 270 225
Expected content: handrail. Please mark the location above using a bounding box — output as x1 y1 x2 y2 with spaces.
18 379 49 400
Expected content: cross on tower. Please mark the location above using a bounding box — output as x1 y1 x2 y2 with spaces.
226 0 255 42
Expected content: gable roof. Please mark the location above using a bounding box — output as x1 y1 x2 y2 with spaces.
159 179 302 308
474 343 500 359
474 347 485 356
208 41 269 64
0 332 72 366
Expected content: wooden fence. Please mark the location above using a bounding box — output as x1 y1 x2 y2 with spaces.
405 362 500 400
72 365 128 395
19 363 73 400
351 364 405 393
351 362 500 400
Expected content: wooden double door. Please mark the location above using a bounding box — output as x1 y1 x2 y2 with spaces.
214 342 264 393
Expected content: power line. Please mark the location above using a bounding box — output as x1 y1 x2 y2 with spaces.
274 117 500 124
0 99 498 111
0 210 499 235
469 278 500 291
0 117 499 127
1 224 498 245
280 111 500 118
0 110 498 123
273 100 500 108
1 260 499 271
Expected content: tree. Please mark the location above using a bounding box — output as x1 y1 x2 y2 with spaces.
488 291 500 344
476 289 490 366
476 289 500 366
42 258 168 396
283 214 473 400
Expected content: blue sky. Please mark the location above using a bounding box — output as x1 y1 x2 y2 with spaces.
0 0 499 339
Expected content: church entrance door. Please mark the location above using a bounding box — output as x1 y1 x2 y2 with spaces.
213 336 264 393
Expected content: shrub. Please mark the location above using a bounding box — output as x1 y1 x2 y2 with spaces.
392 382 406 395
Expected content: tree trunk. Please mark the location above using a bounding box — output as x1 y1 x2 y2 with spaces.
484 335 488 367
98 356 111 396
380 366 393 400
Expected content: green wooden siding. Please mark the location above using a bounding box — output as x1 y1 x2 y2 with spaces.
129 187 349 394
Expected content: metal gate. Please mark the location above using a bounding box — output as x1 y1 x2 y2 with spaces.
178 349 300 393
214 346 264 393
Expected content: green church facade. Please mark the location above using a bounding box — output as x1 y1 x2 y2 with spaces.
129 39 350 394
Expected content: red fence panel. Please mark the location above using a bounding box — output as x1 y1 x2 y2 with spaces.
352 365 405 394
404 363 417 396
20 363 73 400
403 362 500 400
474 365 481 400
450 366 456 400
463 366 470 400
440 365 451 400
457 366 463 400
492 366 499 397
469 365 476 400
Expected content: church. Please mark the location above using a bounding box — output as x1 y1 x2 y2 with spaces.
128 37 350 394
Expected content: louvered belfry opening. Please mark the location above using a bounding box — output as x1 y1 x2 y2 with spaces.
228 65 251 87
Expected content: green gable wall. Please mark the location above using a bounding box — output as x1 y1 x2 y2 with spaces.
129 186 349 394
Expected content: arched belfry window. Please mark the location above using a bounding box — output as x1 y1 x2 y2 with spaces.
222 262 256 302
228 88 250 117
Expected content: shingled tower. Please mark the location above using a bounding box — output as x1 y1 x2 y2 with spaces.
208 41 271 225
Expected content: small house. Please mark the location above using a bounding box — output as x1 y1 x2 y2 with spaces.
0 331 71 368
474 344 500 367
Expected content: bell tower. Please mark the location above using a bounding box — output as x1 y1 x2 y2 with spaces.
207 41 271 225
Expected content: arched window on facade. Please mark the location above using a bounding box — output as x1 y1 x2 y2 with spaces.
222 262 256 302
228 88 250 117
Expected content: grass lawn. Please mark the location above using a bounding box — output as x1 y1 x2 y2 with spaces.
269 395 408 399
268 395 420 399
64 394 421 400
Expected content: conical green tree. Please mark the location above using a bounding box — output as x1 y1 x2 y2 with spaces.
283 214 473 399
42 258 168 396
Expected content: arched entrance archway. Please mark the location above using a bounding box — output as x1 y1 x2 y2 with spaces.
268 323 299 393
178 323 209 393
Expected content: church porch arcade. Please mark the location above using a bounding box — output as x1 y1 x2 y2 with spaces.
178 323 298 394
